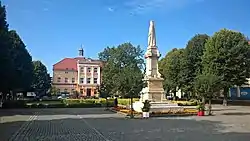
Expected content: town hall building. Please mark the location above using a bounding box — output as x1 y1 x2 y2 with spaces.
52 48 102 97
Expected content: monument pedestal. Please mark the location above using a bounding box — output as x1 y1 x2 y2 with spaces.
133 77 182 113
133 101 183 113
140 77 165 102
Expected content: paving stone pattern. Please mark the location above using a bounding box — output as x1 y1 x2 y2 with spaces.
1 107 250 141
8 118 106 141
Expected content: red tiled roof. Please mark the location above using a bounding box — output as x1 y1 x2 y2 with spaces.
53 57 85 71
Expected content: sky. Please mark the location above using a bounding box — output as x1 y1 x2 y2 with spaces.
2 0 250 74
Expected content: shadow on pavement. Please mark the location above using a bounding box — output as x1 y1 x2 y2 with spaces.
1 117 250 141
222 112 250 116
212 108 237 111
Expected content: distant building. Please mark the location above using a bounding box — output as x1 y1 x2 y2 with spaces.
52 47 102 97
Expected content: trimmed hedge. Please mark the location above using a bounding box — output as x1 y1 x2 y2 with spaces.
117 98 139 106
63 99 115 107
26 103 65 108
2 100 26 108
170 100 198 106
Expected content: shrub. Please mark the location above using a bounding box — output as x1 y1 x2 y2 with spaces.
26 103 65 108
2 100 26 108
118 98 139 106
142 100 151 112
175 101 197 106
65 103 102 108
196 102 205 111
63 99 115 107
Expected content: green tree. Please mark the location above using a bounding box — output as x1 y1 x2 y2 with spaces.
119 65 145 118
180 34 209 98
0 2 12 97
159 48 184 99
98 82 112 109
50 86 59 95
99 43 145 118
202 29 250 106
31 61 51 96
9 30 33 94
194 73 220 115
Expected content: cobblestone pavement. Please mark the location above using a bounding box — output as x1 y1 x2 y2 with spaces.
1 106 250 141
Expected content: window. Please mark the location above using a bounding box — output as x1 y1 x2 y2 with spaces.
71 89 75 93
57 89 60 93
65 71 68 74
72 78 75 83
80 89 83 94
65 78 68 83
64 89 68 92
87 88 91 96
80 67 84 72
87 67 91 72
80 78 84 83
87 78 91 84
94 78 98 84
94 68 98 73
57 77 61 82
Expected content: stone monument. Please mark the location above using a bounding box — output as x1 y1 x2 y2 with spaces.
133 20 182 113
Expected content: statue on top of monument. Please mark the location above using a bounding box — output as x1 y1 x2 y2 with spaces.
148 20 157 47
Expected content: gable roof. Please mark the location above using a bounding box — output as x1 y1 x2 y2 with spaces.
53 57 85 71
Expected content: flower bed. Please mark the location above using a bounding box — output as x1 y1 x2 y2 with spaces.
112 106 198 117
150 109 197 117
171 100 198 106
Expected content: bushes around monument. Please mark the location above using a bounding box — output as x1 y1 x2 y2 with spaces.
112 106 198 117
2 98 198 109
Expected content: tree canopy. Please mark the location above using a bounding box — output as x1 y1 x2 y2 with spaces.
9 30 33 92
98 42 145 98
0 2 12 94
202 29 250 105
159 48 184 96
31 61 51 96
180 34 209 96
0 2 51 100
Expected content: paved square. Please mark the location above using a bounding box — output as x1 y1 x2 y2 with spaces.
1 106 250 141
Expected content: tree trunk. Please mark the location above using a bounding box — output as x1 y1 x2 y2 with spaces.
173 90 177 101
2 92 7 101
202 96 205 104
11 90 17 100
223 88 228 106
130 97 134 118
208 98 212 115
105 98 108 110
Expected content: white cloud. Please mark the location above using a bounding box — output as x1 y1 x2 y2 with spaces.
43 8 49 11
108 7 114 12
109 0 203 15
